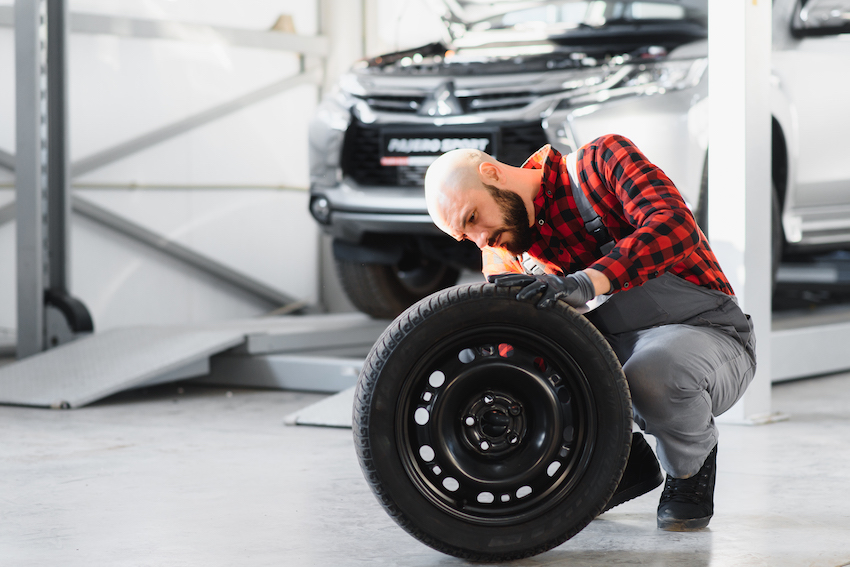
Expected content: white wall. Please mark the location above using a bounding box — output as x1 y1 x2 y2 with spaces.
0 0 323 333
367 0 445 58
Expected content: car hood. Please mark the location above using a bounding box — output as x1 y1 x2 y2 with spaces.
357 0 707 77
425 0 707 41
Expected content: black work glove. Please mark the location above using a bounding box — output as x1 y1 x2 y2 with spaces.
488 271 595 309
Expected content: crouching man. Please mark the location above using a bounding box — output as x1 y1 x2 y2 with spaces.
424 134 756 530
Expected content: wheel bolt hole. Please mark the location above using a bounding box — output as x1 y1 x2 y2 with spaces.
480 440 490 451
483 394 494 405
508 433 519 444
465 416 475 426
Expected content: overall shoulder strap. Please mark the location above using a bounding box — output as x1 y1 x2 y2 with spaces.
566 151 615 255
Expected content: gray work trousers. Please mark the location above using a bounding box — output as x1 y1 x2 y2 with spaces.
586 274 757 479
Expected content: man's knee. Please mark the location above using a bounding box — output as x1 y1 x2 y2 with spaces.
622 344 704 424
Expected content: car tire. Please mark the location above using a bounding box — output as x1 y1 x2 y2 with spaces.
771 182 784 288
353 282 632 561
695 154 784 288
335 256 460 319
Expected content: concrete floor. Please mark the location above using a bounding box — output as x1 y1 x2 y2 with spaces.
2 372 850 567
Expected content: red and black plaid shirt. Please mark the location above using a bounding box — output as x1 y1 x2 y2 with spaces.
482 134 734 296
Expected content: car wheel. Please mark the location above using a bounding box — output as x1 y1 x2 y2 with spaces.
695 155 783 288
335 256 460 319
353 282 632 561
771 182 784 289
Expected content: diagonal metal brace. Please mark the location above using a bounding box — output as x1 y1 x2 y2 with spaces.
0 148 13 172
71 67 323 178
71 194 304 309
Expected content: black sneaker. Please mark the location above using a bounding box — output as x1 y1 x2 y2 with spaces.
603 432 664 512
657 444 717 531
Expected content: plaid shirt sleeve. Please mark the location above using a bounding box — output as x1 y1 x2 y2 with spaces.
579 135 704 292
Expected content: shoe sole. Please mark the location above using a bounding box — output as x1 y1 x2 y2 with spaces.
603 469 664 512
657 515 712 531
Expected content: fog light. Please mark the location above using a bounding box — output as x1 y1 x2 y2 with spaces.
310 196 331 224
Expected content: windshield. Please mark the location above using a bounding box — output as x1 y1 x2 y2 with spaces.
465 0 707 32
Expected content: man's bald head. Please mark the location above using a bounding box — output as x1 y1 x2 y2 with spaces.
423 148 539 254
424 149 496 226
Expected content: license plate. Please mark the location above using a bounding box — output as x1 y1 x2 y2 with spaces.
379 129 498 167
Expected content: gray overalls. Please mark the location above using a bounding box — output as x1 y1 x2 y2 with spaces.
524 152 758 478
586 273 757 478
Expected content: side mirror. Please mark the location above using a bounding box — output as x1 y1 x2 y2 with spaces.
791 0 850 37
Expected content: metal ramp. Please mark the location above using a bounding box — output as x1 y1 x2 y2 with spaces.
0 313 388 409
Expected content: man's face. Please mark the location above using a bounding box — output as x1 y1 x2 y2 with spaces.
483 184 536 255
435 184 535 255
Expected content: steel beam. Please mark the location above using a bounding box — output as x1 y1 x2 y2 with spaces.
0 148 14 172
708 0 773 419
0 7 329 56
71 194 301 309
71 67 322 177
15 0 48 357
3 194 306 310
46 0 71 293
0 201 14 227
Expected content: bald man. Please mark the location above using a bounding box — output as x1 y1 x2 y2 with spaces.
425 134 756 531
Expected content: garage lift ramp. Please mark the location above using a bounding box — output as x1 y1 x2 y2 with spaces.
0 312 388 411
0 1 377 417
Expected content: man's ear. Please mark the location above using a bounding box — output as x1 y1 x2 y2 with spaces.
478 161 503 186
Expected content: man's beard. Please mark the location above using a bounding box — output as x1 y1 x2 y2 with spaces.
484 184 536 255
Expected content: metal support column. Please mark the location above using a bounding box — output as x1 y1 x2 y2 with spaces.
708 0 773 421
15 0 47 358
15 0 92 359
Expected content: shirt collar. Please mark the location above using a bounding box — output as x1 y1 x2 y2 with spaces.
522 144 563 219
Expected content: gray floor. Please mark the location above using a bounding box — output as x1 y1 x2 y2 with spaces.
2 372 850 567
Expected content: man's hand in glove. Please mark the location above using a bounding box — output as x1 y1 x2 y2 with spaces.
488 271 596 309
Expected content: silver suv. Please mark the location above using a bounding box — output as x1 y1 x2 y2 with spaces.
309 0 850 318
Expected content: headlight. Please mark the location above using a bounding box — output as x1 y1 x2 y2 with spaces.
555 57 707 110
310 195 332 224
614 58 708 95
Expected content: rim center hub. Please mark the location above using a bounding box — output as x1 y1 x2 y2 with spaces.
462 391 526 457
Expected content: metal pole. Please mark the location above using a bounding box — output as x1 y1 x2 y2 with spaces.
15 0 48 357
46 0 70 293
708 0 772 420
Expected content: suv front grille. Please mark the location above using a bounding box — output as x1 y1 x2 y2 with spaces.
357 92 538 115
341 120 549 188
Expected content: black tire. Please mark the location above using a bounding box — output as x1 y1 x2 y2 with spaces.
353 283 632 561
695 151 710 238
771 182 784 289
336 256 460 319
695 152 784 288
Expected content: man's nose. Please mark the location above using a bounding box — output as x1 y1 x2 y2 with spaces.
470 231 489 249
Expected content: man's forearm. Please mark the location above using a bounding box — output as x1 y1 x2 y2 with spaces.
583 268 612 296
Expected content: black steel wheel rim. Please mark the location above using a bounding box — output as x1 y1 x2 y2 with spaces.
396 324 597 526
